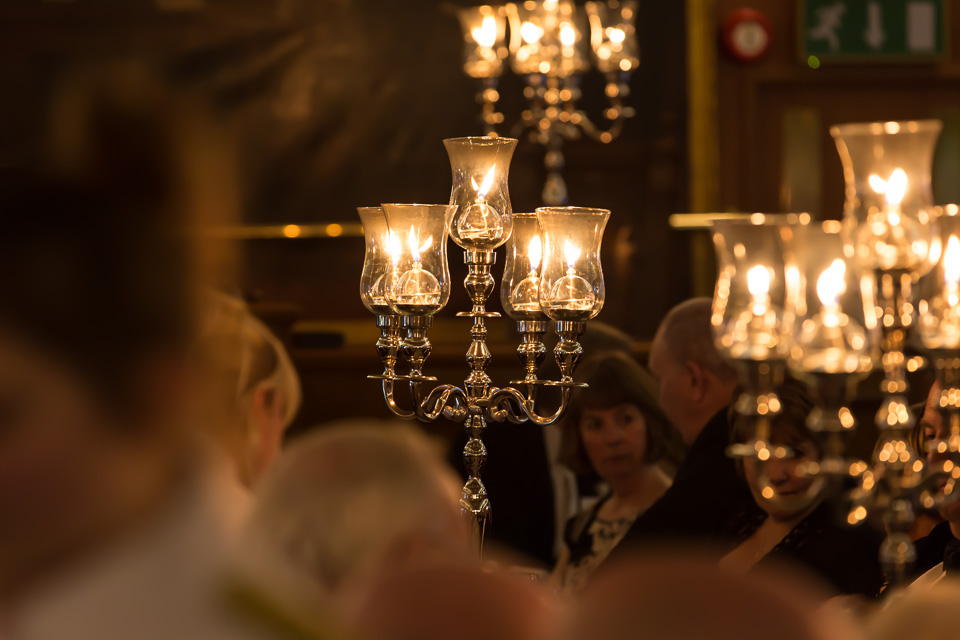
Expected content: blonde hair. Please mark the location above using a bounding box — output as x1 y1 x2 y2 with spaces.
198 290 302 436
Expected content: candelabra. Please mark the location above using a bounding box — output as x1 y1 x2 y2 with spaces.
710 120 960 584
454 1 639 205
358 136 609 552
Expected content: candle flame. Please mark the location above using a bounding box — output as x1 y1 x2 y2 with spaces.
528 235 542 272
945 235 960 287
868 173 887 194
520 21 543 44
885 168 907 207
607 27 626 45
407 228 432 263
559 23 577 46
474 166 496 199
471 15 497 48
564 240 581 271
816 259 847 307
747 265 771 298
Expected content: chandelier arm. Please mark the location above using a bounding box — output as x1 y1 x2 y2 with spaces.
568 73 627 142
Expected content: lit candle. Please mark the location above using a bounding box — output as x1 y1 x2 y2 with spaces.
544 240 596 317
939 234 960 347
394 227 441 314
747 264 771 315
510 235 543 313
457 166 503 242
817 258 847 328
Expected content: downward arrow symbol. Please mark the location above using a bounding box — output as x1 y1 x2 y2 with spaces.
864 2 886 49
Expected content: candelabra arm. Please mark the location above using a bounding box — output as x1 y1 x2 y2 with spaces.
380 378 416 420
409 382 469 423
482 385 573 426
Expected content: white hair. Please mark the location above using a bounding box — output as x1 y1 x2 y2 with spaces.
237 421 468 604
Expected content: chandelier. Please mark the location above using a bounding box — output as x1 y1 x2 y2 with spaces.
453 1 639 205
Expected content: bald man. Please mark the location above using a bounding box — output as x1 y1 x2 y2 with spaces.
610 298 755 554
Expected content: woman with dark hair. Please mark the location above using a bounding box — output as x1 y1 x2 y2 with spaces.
552 352 681 593
718 378 884 597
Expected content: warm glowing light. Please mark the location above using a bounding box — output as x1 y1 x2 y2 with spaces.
868 173 887 194
607 27 626 45
817 259 847 307
408 228 432 263
386 232 402 263
520 21 543 44
747 265 771 298
946 236 960 286
471 15 498 48
886 168 908 207
559 24 576 46
477 166 496 199
283 224 301 238
325 223 343 237
528 235 542 272
564 239 581 271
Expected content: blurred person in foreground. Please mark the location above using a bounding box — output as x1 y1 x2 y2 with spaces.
611 298 753 555
195 291 302 489
236 421 472 617
0 68 292 639
867 578 960 640
552 352 679 593
564 551 863 640
348 562 552 640
719 379 885 598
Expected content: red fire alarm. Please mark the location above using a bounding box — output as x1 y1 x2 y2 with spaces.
722 8 772 62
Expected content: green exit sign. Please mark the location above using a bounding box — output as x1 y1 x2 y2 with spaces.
802 0 947 61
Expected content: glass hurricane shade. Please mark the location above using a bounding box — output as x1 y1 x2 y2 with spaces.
501 213 546 320
506 0 588 77
712 216 793 362
585 0 640 73
918 206 960 350
457 5 508 78
381 204 454 316
786 221 878 374
358 206 394 315
445 136 518 251
830 120 942 273
537 206 608 322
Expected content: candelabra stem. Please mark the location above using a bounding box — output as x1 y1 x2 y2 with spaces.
401 315 433 378
516 320 548 384
874 268 919 583
375 314 402 378
460 413 491 554
728 360 786 455
554 321 586 383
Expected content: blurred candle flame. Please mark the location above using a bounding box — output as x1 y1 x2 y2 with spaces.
747 265 771 299
471 15 498 48
408 228 432 263
528 235 542 272
817 259 847 307
564 239 580 271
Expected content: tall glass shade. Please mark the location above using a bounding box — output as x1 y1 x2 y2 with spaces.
585 0 640 73
456 5 508 79
537 207 608 322
444 137 518 251
788 222 878 374
831 120 942 274
358 206 395 315
501 212 546 320
711 216 793 362
918 206 960 350
381 204 454 316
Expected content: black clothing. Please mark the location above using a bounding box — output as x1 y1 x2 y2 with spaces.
912 521 960 580
721 503 885 597
612 407 755 551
